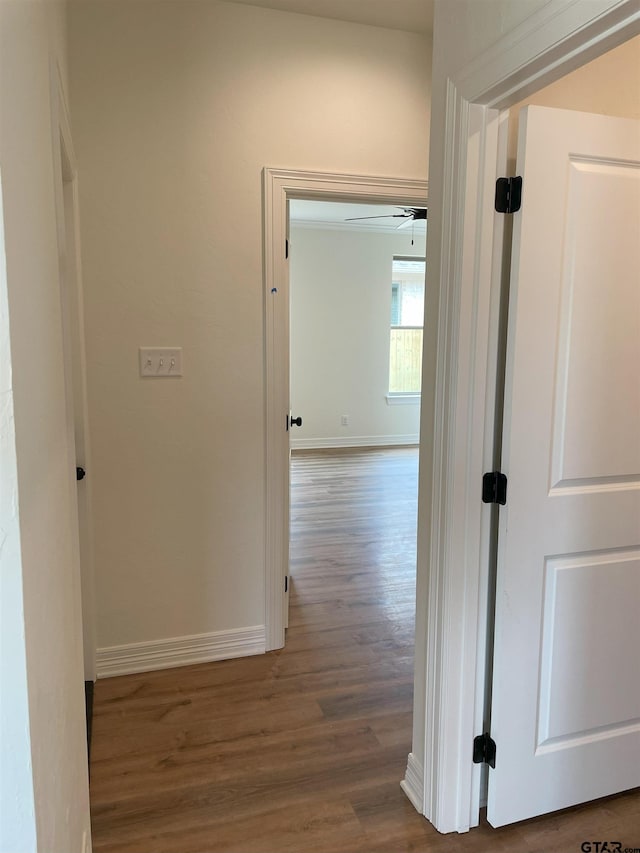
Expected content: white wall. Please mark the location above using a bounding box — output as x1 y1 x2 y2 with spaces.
0 2 91 851
68 0 431 657
290 225 425 448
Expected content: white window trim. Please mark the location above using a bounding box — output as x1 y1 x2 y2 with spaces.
386 393 421 406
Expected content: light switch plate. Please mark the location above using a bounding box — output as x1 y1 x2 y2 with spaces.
139 347 183 377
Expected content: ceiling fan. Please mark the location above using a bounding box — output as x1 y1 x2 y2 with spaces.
345 207 427 228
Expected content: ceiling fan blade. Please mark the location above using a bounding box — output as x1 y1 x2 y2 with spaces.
345 214 411 221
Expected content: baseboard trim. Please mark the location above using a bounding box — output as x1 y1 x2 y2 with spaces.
400 752 424 814
290 434 419 451
96 625 266 679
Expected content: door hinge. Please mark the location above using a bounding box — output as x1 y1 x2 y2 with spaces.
285 238 289 259
482 471 507 505
285 575 288 593
495 176 522 213
473 732 496 768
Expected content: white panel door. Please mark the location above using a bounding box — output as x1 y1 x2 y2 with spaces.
488 106 640 827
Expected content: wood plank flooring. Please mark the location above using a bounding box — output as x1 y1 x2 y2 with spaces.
89 448 640 852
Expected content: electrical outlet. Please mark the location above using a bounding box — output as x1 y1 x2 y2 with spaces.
139 347 183 377
341 415 349 426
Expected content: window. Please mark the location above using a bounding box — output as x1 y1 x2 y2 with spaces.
388 257 425 396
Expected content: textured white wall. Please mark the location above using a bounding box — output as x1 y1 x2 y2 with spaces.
290 225 425 446
0 1 91 850
68 0 431 652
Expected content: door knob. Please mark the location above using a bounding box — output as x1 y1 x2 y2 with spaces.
76 466 86 481
290 416 302 427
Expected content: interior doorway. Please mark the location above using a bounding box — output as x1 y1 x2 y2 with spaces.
415 24 640 833
262 170 428 653
286 197 426 639
484 36 640 828
288 199 425 455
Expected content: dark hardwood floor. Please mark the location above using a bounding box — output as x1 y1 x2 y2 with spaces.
89 448 640 852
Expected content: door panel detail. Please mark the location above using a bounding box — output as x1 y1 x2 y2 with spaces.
537 549 640 746
550 158 640 490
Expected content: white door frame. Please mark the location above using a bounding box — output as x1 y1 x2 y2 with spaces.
50 63 97 682
262 169 428 651
412 0 640 835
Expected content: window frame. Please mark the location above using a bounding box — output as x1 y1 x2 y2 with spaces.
387 255 426 401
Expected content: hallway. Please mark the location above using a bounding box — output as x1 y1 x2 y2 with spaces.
88 448 640 852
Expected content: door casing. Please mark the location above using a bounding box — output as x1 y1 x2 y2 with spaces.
262 170 428 652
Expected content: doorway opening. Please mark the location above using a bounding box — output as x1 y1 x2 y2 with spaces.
288 199 426 455
417 24 640 833
262 169 428 654
285 196 426 680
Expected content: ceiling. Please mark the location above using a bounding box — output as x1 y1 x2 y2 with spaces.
223 0 434 35
290 199 427 233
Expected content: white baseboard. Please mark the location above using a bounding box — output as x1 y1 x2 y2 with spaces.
96 625 266 678
400 752 424 814
290 434 419 451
